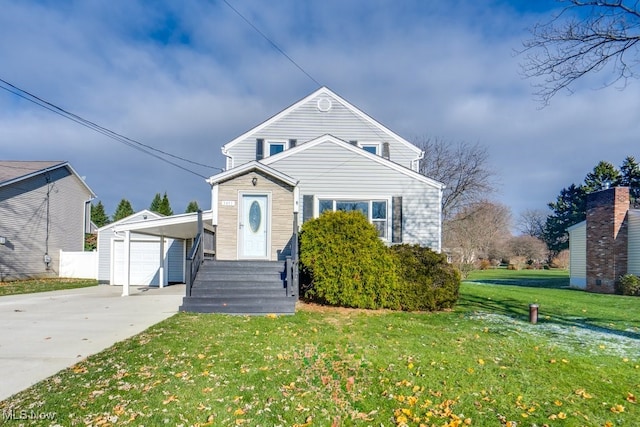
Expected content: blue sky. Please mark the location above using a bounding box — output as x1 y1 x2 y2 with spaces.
1 0 638 226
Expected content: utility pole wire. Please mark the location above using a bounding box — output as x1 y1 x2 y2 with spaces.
0 78 222 179
221 0 322 87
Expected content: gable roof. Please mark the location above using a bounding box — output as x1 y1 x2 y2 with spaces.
206 160 298 186
96 209 164 232
112 210 215 240
261 134 445 190
0 160 96 197
221 87 423 157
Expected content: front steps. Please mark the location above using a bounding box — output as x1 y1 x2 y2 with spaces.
179 260 296 314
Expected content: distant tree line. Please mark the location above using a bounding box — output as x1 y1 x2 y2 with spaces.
90 193 201 228
542 156 640 255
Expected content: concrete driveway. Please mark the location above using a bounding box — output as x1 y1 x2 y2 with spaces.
0 284 184 401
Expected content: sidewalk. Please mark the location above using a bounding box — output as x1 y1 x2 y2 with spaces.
0 284 184 401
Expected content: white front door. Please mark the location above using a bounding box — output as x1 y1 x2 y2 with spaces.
240 194 269 259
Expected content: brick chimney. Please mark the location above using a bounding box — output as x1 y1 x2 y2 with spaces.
586 187 629 293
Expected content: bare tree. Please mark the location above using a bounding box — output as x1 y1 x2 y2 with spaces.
443 200 512 265
521 1 640 104
517 208 548 240
507 235 549 264
415 137 496 221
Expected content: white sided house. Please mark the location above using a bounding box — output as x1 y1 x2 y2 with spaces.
568 187 640 292
122 87 444 313
210 86 444 261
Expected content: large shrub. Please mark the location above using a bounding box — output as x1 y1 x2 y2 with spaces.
299 210 399 309
391 244 461 311
617 274 640 296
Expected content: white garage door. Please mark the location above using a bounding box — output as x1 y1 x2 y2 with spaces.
112 240 161 286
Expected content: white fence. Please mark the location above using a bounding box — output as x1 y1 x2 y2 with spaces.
59 250 98 279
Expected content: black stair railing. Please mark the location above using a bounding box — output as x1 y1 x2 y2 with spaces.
185 211 204 297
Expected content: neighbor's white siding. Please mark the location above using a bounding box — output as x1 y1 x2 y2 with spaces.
628 210 640 276
226 91 420 170
267 139 441 250
568 221 586 289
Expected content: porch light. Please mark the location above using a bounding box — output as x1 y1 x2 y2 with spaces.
252 177 258 186
0 236 5 245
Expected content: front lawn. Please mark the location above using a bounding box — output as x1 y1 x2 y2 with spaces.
0 278 97 297
1 270 638 426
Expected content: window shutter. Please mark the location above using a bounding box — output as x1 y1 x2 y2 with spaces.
289 139 297 149
392 196 403 243
256 138 264 161
382 142 390 159
303 195 314 223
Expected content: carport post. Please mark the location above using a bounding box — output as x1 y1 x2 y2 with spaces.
159 236 165 288
122 230 130 297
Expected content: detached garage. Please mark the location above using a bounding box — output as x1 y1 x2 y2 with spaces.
97 210 186 287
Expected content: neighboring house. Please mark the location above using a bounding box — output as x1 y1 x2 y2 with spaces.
0 161 95 281
568 186 640 292
97 210 187 287
209 86 445 260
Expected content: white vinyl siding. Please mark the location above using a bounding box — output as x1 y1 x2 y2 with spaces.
568 221 586 289
628 211 640 276
267 139 441 250
225 92 419 169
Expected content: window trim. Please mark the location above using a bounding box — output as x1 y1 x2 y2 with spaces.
314 195 391 241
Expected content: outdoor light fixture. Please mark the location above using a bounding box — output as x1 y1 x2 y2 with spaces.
252 177 258 186
0 236 5 245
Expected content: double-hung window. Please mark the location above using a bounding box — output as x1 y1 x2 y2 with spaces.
318 198 389 240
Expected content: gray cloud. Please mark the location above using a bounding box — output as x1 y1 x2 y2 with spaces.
1 0 638 222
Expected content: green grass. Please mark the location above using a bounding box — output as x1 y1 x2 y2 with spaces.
0 278 97 296
1 270 638 426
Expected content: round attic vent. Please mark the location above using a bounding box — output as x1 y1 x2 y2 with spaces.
317 97 332 112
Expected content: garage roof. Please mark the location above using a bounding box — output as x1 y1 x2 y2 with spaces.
113 210 215 239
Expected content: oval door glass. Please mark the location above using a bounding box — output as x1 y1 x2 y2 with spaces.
249 201 261 233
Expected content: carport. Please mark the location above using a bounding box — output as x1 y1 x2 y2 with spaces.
113 210 214 296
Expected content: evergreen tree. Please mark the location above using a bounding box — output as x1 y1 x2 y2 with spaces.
543 184 587 255
583 161 621 192
112 199 135 222
620 156 640 205
159 192 173 216
185 200 200 213
91 201 110 228
149 193 162 213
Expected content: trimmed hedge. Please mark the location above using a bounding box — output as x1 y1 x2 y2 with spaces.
391 244 460 311
299 210 399 309
299 211 461 311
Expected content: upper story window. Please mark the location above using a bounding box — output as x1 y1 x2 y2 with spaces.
360 143 380 155
268 141 286 156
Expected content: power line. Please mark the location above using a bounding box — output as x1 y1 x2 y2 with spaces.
221 0 322 87
0 78 222 178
